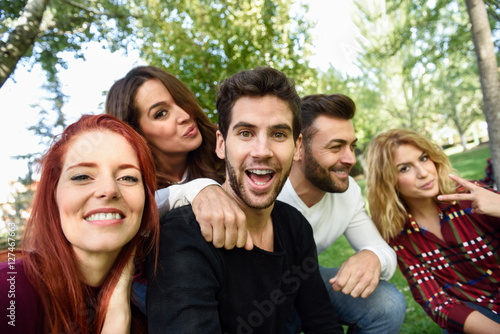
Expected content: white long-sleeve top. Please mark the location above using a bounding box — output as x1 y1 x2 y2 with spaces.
277 177 397 280
155 169 219 217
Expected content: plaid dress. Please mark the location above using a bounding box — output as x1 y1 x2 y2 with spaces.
391 184 500 332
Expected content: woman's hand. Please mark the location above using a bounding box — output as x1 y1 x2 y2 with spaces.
101 250 135 334
192 185 253 250
437 174 500 217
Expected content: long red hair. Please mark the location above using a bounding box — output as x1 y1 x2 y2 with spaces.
21 114 159 333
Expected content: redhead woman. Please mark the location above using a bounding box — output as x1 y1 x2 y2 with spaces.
364 128 500 334
0 114 159 333
106 66 249 250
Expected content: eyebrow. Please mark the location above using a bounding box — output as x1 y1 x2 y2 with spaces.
147 101 166 117
232 121 293 132
66 162 140 172
395 151 426 168
326 137 358 147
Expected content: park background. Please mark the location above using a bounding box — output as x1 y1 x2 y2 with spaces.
1 0 499 332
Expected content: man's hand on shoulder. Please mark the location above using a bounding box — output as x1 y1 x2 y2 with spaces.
329 249 381 298
192 185 253 250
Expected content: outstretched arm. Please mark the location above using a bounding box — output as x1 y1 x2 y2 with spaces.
437 174 500 217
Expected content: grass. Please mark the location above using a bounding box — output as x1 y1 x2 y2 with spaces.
319 144 491 333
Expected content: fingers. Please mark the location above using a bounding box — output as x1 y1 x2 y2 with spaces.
328 251 381 298
193 185 248 250
449 174 478 191
329 271 378 298
244 233 254 251
437 193 473 202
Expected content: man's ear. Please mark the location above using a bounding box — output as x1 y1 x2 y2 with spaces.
293 134 303 162
215 130 226 159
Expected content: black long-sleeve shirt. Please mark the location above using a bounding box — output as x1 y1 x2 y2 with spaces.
146 201 343 333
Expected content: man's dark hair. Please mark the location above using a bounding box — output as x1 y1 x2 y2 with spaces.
216 66 301 141
300 94 356 145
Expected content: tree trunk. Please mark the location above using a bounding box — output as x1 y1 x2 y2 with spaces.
465 0 500 188
0 0 50 88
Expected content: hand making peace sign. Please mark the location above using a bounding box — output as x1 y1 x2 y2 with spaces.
437 174 500 217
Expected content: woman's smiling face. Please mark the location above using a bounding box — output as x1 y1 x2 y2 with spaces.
56 130 145 259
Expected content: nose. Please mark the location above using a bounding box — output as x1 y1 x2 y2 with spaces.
250 135 273 159
95 178 121 200
416 164 429 178
340 147 356 166
176 106 191 124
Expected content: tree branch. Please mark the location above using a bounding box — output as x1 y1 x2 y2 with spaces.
61 0 142 19
0 0 50 89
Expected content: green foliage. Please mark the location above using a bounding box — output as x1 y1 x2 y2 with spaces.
2 0 139 85
137 0 316 120
347 0 494 150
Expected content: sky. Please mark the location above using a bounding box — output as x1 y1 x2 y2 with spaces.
0 0 359 204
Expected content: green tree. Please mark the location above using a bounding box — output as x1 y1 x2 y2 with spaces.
2 0 316 121
139 0 315 120
351 0 496 153
1 0 138 88
466 0 500 185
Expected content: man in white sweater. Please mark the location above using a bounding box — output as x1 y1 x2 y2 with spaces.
277 94 406 333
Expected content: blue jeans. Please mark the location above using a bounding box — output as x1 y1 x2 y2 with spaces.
283 266 406 334
442 301 500 334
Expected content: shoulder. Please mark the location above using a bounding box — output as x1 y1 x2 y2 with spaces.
156 205 221 258
160 205 197 225
273 201 314 237
0 258 41 333
273 201 309 223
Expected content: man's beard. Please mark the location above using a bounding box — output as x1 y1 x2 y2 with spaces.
303 150 350 193
226 158 291 210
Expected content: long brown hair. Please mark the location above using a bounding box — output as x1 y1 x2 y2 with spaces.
20 114 159 333
106 66 225 187
364 129 456 242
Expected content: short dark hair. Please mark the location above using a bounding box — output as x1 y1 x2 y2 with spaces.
300 94 356 145
216 66 301 141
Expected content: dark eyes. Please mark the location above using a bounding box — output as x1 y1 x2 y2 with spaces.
154 110 168 119
399 166 410 173
119 175 139 183
70 174 90 181
69 174 139 183
238 131 287 138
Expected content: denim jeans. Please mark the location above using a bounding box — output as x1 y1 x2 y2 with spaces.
442 301 500 334
283 266 407 334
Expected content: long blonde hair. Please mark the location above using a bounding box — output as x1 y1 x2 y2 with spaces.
364 129 456 242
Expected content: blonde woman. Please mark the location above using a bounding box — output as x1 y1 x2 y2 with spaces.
364 129 500 334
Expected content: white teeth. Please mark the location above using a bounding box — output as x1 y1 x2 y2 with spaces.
248 169 273 175
85 212 123 222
